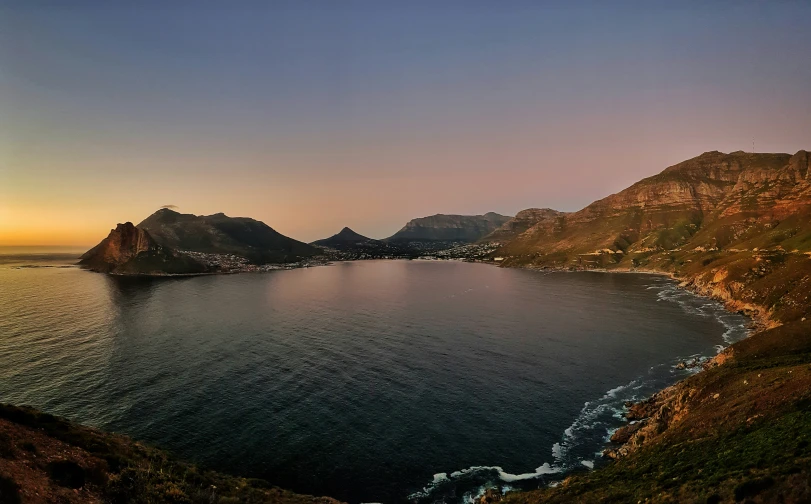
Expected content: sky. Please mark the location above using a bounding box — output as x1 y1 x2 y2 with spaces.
2 1 810 246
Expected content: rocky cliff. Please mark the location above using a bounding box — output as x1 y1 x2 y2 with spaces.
386 212 511 243
498 150 811 325
480 208 565 243
497 151 811 503
79 222 209 275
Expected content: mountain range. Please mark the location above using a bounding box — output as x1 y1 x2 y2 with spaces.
80 211 513 273
385 212 511 243
80 209 319 274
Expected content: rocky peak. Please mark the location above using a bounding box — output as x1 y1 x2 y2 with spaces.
79 222 160 272
789 150 809 180
333 227 369 241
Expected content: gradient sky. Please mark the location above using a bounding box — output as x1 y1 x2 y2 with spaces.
2 1 810 246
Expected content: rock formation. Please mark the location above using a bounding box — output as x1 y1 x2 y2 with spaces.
480 208 565 242
79 222 208 275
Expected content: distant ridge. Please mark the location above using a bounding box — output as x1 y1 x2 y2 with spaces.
386 212 511 243
312 226 410 257
312 227 374 246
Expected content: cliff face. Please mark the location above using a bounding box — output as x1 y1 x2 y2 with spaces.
79 222 208 275
386 212 512 242
480 208 565 243
498 150 811 325
79 223 160 273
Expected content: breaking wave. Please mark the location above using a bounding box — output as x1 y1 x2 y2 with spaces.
410 277 751 503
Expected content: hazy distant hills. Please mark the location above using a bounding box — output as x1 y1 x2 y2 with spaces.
138 208 319 264
385 212 511 243
312 227 376 247
311 227 411 258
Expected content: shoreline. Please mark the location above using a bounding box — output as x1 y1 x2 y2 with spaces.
8 255 779 501
494 261 777 497
509 263 774 332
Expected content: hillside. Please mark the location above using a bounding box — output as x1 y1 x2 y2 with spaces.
79 223 209 275
500 319 811 504
386 212 511 243
312 227 410 259
479 208 565 243
492 150 811 503
498 151 810 276
496 150 811 324
0 404 343 504
138 209 319 264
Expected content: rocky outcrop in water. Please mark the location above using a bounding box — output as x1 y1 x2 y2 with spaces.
79 222 208 275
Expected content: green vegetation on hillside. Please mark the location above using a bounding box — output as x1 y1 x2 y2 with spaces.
0 404 341 504
502 320 811 504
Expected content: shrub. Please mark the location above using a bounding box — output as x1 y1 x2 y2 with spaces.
0 474 21 504
0 432 14 459
46 460 86 489
734 476 775 501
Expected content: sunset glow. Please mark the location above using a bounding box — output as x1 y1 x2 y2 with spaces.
2 2 810 246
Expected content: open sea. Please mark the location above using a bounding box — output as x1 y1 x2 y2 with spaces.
0 248 749 503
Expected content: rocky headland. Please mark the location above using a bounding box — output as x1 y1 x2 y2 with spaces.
493 150 811 503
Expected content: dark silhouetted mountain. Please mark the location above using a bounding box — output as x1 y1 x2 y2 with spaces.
312 227 374 246
312 227 411 258
138 208 319 264
386 212 511 243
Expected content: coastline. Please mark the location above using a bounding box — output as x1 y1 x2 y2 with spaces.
6 255 796 502
510 263 774 332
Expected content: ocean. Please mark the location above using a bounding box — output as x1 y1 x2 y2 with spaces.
0 250 749 502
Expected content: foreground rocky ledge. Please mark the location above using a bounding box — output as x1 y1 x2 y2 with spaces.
0 404 343 504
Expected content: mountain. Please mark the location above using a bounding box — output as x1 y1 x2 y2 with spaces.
312 227 375 247
386 212 512 243
79 222 209 275
138 208 319 264
496 150 811 503
312 227 411 258
499 150 811 275
479 208 565 243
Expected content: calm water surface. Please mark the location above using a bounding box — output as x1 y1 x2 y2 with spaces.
0 250 748 502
